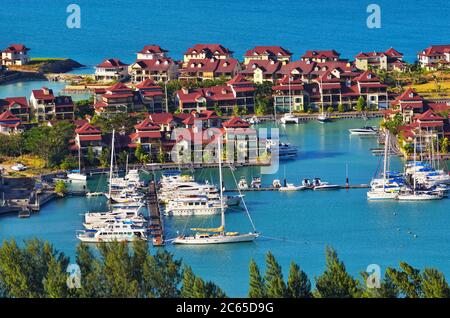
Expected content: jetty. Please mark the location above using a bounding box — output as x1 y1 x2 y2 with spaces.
224 184 370 192
146 180 164 246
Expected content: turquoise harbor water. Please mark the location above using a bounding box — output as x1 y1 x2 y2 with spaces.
1 119 450 296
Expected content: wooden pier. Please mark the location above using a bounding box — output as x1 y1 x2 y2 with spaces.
146 180 164 246
224 184 370 192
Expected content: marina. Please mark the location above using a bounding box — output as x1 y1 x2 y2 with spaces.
1 118 449 296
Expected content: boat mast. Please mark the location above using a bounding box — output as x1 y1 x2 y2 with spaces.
218 137 225 233
413 137 417 193
78 145 82 174
383 130 389 191
288 75 292 115
109 129 115 199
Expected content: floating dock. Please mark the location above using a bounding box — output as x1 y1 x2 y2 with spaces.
146 181 164 246
224 184 369 192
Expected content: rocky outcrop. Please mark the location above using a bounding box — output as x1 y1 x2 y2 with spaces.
38 59 84 73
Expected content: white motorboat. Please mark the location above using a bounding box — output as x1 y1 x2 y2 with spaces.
83 218 146 230
225 194 243 207
77 223 147 242
280 113 299 124
266 140 298 159
279 183 305 192
238 177 249 190
248 115 260 125
273 179 282 188
84 205 143 224
349 127 378 135
164 196 223 216
173 139 259 245
312 178 339 190
250 177 261 189
11 163 27 171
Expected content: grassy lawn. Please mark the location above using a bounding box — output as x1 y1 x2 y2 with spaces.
410 80 450 98
0 155 54 177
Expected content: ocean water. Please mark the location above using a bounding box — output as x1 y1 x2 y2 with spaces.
2 119 450 297
1 0 449 66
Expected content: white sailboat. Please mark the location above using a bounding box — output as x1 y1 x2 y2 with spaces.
317 103 330 123
367 131 399 200
280 76 299 124
398 138 443 201
173 139 259 245
67 146 87 182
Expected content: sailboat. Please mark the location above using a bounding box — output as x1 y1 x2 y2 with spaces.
317 103 330 123
67 146 87 182
280 76 299 124
367 131 398 200
172 139 259 245
398 138 443 201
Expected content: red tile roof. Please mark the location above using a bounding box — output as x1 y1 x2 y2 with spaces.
31 87 54 100
134 118 160 131
354 70 380 82
222 117 251 128
135 78 158 89
137 45 168 54
242 59 282 75
397 88 423 102
302 50 340 60
75 123 102 135
132 58 175 72
244 46 292 57
96 58 128 68
2 44 30 53
1 97 29 110
184 44 233 56
148 113 174 125
0 110 20 122
419 44 450 57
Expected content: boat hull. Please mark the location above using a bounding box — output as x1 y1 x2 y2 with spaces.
67 173 87 181
173 233 259 245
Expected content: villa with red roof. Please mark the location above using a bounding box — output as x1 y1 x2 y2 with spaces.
301 50 340 63
136 45 169 60
418 44 450 70
391 88 425 123
94 82 134 114
355 48 405 71
128 118 162 156
94 58 129 82
243 46 292 65
134 79 164 112
1 44 30 66
0 110 23 135
0 97 30 122
241 59 283 84
74 123 103 154
129 58 178 83
30 87 74 121
272 75 308 112
176 75 255 114
179 58 241 81
183 44 233 64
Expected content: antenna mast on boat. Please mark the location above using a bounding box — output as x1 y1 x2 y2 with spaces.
218 137 225 234
109 129 116 199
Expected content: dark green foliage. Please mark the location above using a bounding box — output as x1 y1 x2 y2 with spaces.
264 252 286 298
287 262 312 298
314 247 360 298
248 259 266 298
22 121 75 167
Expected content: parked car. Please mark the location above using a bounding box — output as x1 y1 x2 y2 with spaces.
11 163 27 171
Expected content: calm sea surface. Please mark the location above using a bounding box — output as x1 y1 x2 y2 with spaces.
1 119 450 296
1 1 450 296
1 0 450 97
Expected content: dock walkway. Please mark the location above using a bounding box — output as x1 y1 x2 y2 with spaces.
146 181 164 246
